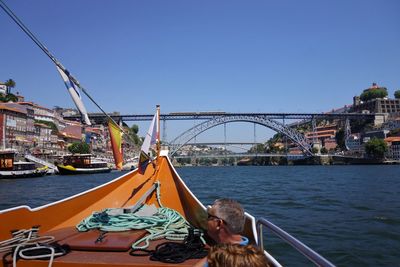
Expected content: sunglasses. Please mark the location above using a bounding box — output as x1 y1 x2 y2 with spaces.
207 206 225 222
207 213 222 221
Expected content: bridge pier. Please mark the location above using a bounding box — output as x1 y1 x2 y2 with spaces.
312 141 322 154
190 157 197 166
374 113 387 127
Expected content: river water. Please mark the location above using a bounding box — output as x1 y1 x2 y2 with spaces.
0 166 399 266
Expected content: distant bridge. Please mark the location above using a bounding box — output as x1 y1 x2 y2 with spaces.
184 142 262 146
65 112 375 124
173 153 305 159
65 112 377 157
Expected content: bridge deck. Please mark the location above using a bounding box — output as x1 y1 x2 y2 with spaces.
65 112 376 123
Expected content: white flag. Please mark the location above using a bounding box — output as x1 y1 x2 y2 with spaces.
138 109 159 174
56 66 91 125
141 112 159 154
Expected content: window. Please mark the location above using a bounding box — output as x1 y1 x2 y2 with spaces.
0 158 13 168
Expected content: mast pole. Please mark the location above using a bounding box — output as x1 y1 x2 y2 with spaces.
156 105 161 159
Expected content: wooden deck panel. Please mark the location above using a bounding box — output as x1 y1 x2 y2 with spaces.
1 227 205 267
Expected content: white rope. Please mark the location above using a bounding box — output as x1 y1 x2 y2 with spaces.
0 228 53 253
16 244 66 267
0 227 56 267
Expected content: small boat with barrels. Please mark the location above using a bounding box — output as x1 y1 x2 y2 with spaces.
0 150 48 179
56 154 111 175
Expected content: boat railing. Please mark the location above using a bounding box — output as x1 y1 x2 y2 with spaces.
256 218 335 267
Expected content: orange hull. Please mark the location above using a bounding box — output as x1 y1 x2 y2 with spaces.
0 153 257 267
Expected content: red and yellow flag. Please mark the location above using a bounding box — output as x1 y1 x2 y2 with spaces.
108 120 123 170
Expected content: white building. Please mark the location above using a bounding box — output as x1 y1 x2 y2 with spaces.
0 83 7 95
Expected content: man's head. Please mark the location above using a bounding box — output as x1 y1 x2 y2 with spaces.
207 198 245 243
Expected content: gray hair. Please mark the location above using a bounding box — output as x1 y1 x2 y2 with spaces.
213 198 245 234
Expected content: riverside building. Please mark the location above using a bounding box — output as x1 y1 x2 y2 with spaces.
385 137 400 160
0 102 34 152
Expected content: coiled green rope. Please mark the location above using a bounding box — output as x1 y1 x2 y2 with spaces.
76 181 204 249
76 206 197 249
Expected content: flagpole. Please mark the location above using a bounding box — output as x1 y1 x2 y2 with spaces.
152 105 161 176
156 105 161 159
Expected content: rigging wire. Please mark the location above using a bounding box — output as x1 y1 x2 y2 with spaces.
0 0 136 146
0 0 62 70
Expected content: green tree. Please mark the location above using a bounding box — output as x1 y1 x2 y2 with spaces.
5 93 18 102
320 147 328 154
360 87 388 101
35 120 59 134
388 128 400 137
350 119 373 134
335 129 346 150
68 142 91 154
199 158 211 166
249 143 266 153
364 138 388 159
130 124 139 134
394 90 400 99
4 79 16 94
177 158 191 165
126 124 140 145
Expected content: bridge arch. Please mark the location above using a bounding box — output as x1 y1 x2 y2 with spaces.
168 115 313 156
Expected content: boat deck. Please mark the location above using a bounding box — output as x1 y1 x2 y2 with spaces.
1 227 205 267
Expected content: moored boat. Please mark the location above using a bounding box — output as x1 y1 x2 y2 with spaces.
122 156 139 171
57 154 111 175
0 150 48 179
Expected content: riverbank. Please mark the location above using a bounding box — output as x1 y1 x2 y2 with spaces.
174 155 400 167
291 155 399 165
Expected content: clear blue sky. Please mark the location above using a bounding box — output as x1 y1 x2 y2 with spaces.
1 0 399 143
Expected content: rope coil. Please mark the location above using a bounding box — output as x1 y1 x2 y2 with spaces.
76 182 205 250
76 206 197 249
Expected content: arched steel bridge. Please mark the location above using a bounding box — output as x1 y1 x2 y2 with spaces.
184 142 262 146
167 115 316 155
173 153 305 159
65 112 376 156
